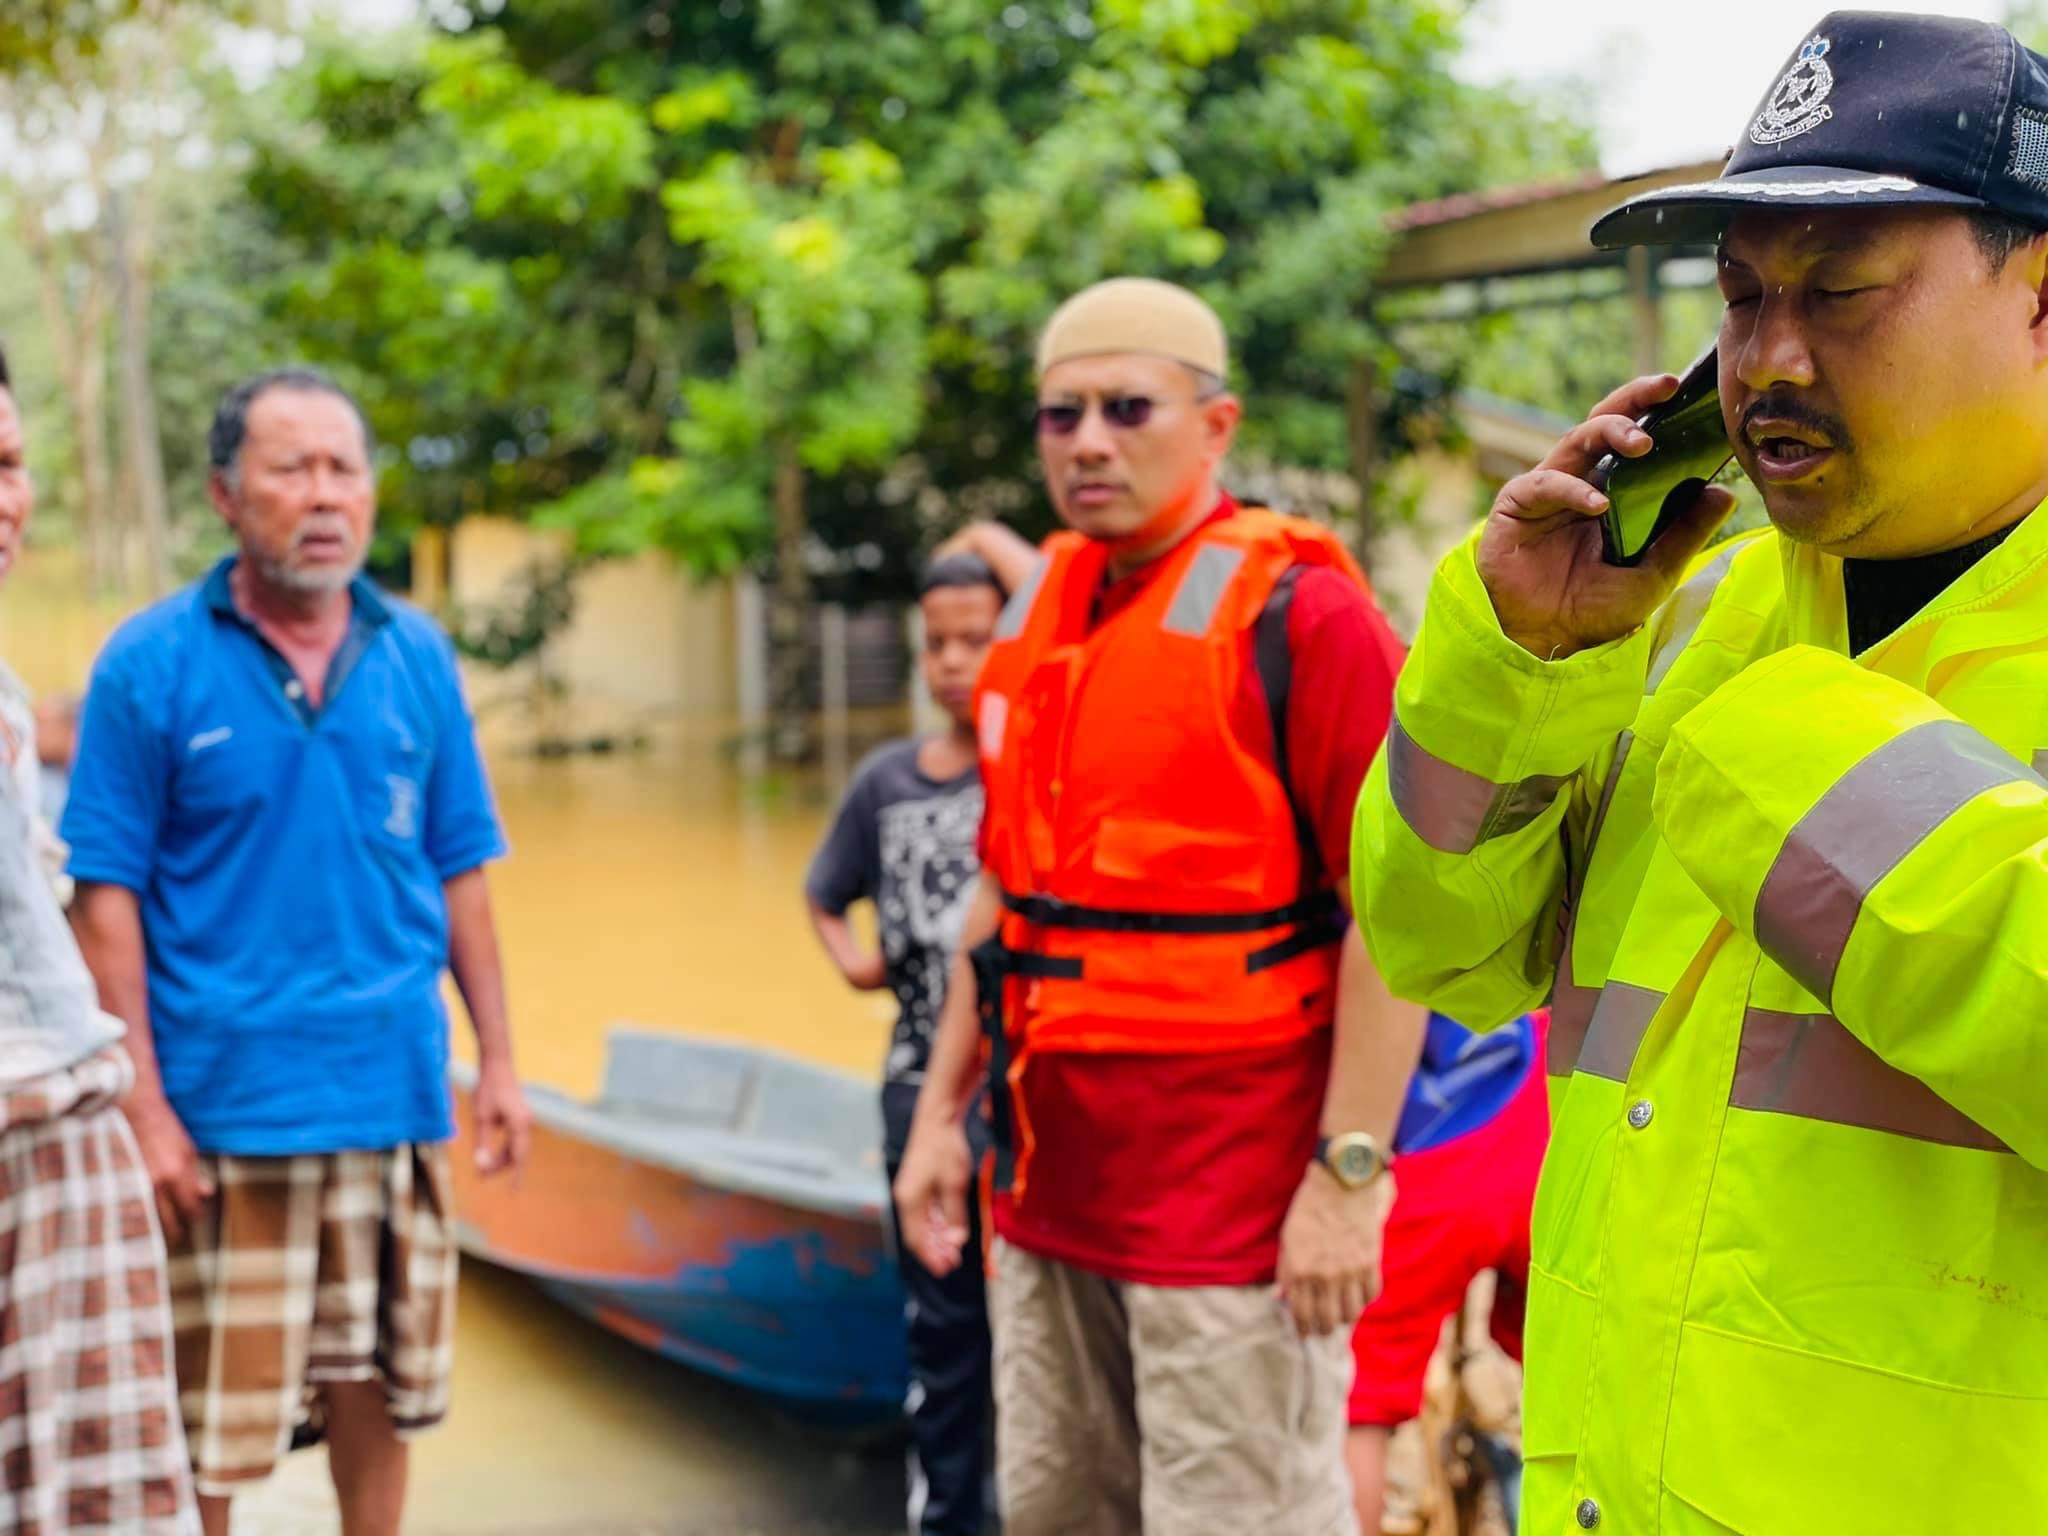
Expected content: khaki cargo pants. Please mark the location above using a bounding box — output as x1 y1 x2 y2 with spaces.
991 1237 1358 1536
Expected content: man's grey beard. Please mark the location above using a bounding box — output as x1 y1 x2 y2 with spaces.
251 546 363 595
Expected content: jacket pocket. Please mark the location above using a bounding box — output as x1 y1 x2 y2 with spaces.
1662 1322 2048 1534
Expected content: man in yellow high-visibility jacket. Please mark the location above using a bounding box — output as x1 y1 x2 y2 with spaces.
1355 11 2048 1533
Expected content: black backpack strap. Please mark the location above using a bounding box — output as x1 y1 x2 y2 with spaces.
1253 565 1327 888
1003 889 1337 935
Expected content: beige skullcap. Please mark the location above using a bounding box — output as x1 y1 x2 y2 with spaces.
1035 277 1228 380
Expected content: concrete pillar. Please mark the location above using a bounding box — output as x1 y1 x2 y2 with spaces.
1628 246 1662 377
410 527 447 608
820 602 850 794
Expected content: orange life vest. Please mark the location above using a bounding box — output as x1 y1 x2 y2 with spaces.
974 503 1365 1090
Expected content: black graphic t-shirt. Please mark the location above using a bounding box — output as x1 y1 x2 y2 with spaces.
807 740 984 1106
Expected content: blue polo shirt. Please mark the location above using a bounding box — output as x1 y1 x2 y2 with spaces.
61 560 507 1155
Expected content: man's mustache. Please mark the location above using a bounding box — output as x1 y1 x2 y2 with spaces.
1739 395 1852 452
292 518 354 547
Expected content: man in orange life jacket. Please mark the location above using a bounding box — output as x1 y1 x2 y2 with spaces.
894 278 1427 1535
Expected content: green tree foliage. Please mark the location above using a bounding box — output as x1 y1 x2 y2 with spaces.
0 0 272 593
227 32 658 538
204 0 1593 753
0 0 264 71
0 1 146 71
932 1 1592 485
228 0 1592 588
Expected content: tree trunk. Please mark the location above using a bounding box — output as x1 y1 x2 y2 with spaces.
767 441 813 764
110 186 172 597
9 58 123 595
758 118 814 766
21 218 116 593
74 344 118 595
4 4 185 598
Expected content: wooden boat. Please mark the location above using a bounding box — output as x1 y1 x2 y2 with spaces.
448 1029 907 1426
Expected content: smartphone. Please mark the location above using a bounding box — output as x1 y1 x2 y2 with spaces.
1589 344 1735 566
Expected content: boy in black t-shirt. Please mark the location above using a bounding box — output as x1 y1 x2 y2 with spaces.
806 551 1005 1536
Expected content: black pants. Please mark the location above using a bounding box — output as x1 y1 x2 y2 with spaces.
884 1082 993 1536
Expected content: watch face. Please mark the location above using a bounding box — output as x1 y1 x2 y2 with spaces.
1335 1141 1378 1185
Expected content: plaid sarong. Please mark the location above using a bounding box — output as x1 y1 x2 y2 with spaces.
0 1047 198 1534
166 1145 457 1496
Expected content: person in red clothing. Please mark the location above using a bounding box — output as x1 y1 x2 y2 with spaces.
894 277 1426 1536
1346 1009 1550 1532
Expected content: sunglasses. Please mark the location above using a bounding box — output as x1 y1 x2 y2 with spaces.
1033 396 1163 436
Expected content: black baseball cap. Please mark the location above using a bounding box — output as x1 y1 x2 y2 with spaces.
1592 11 2048 248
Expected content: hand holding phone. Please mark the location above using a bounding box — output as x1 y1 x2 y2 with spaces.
1588 343 1735 566
1477 367 1739 661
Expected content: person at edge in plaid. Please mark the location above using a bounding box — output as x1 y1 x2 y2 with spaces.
62 368 533 1536
0 340 199 1534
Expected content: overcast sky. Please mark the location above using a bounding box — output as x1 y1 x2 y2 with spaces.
1459 1 2011 173
332 1 2013 175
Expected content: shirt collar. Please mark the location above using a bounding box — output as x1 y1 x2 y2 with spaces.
203 556 393 630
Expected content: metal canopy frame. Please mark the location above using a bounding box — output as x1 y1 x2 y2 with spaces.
1380 156 1730 374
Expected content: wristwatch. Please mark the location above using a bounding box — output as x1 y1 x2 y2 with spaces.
1314 1131 1392 1191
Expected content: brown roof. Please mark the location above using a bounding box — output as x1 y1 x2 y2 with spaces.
1379 156 1732 288
1390 169 1619 233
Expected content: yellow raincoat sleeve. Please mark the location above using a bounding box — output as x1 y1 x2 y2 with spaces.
1353 537 1651 1030
1657 643 2048 1168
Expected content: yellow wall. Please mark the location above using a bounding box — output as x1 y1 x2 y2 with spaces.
448 518 738 738
0 526 740 738
0 545 133 697
1367 449 1490 639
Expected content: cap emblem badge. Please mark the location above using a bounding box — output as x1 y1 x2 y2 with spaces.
1751 36 1835 146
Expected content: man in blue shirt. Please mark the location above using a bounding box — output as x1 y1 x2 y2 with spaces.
64 368 532 1536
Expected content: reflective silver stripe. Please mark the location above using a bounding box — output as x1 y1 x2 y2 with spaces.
1547 732 1632 1077
2035 749 2048 777
1645 542 1739 694
994 554 1049 640
1387 718 1573 856
1732 1008 2009 1152
1577 982 1664 1082
1160 544 1246 637
1754 720 2041 1005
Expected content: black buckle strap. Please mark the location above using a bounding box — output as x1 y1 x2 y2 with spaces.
1001 950 1083 979
1247 904 1351 973
974 891 1350 1196
1001 888 1342 937
968 941 1102 1194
